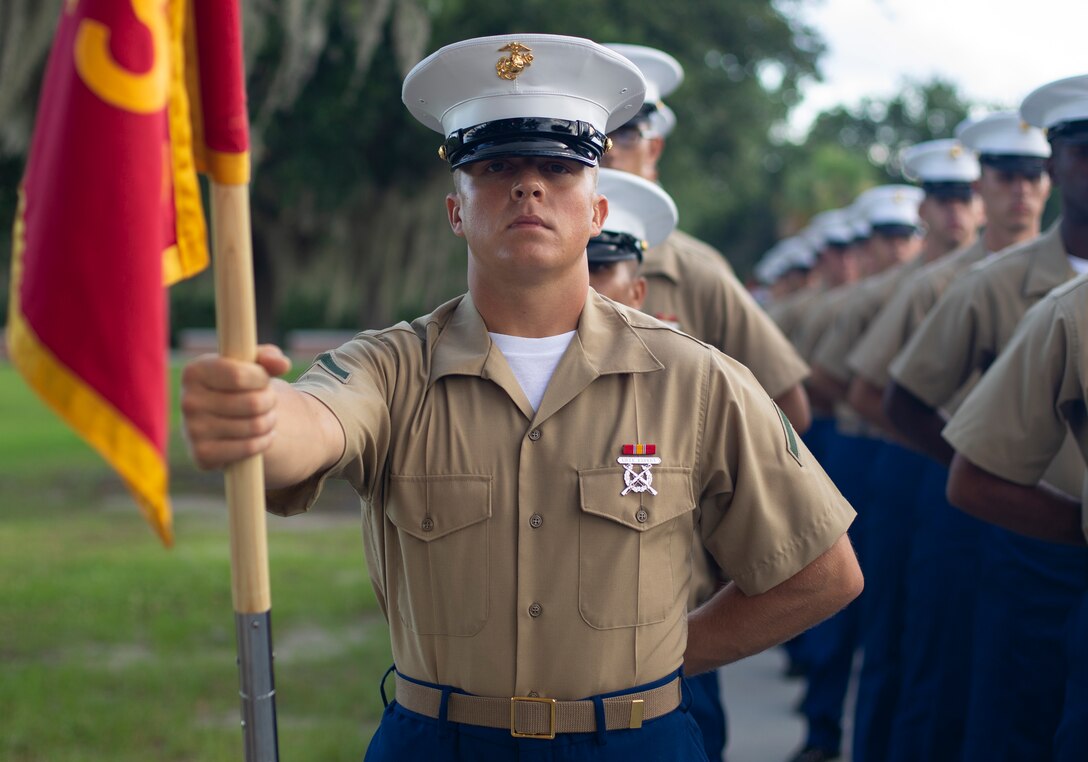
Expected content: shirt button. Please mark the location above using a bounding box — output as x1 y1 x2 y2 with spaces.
528 602 543 618
528 428 542 441
635 508 648 524
421 517 434 532
529 513 544 529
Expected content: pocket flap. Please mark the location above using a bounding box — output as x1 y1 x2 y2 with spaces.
578 466 694 531
386 474 492 541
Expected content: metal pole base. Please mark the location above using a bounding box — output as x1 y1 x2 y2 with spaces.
235 610 279 762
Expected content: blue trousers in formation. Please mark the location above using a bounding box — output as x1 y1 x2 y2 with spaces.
1055 591 1088 761
851 441 929 762
364 670 709 762
686 670 726 762
780 416 839 678
962 529 1088 761
887 460 985 762
801 415 836 464
797 429 876 756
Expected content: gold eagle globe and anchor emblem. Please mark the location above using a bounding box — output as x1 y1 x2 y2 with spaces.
496 43 534 80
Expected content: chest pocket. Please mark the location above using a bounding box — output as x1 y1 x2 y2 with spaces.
577 466 695 629
386 474 492 636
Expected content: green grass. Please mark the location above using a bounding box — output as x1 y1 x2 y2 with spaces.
0 364 103 476
0 363 392 760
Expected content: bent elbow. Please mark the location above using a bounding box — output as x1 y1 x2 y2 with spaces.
827 541 865 612
882 383 908 431
840 561 865 607
946 454 980 514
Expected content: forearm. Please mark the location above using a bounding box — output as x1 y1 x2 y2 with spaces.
261 381 346 488
883 381 954 464
809 365 850 406
947 454 1085 546
805 380 837 417
848 377 896 435
683 533 863 674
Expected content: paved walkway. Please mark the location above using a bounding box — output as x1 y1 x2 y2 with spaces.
719 647 858 762
719 648 807 762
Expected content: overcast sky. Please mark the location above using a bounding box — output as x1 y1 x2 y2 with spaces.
787 0 1087 135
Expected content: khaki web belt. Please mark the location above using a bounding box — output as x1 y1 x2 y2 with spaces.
393 673 682 739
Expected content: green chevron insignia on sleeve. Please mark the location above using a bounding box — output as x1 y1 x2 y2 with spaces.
316 352 351 383
776 404 801 463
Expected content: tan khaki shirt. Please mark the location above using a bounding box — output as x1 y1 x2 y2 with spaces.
642 230 810 399
890 222 1075 415
767 285 824 340
642 230 815 607
942 273 1088 533
793 283 854 364
848 239 989 387
812 258 926 385
268 292 854 700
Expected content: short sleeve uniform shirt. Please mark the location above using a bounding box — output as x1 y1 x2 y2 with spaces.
268 292 855 700
813 257 926 385
768 285 824 340
943 273 1088 536
794 283 855 365
848 239 988 388
642 230 810 399
890 222 1075 416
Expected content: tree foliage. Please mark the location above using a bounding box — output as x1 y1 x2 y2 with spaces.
0 1 987 339
768 79 978 241
804 77 979 178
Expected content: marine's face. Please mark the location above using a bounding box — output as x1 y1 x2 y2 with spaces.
588 259 646 308
974 165 1051 233
1048 140 1088 222
601 124 664 181
447 156 606 282
920 194 983 251
869 230 921 269
821 243 858 285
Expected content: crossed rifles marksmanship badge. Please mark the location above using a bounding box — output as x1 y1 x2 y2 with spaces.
618 443 661 496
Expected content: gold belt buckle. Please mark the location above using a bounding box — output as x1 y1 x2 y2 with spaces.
510 695 557 739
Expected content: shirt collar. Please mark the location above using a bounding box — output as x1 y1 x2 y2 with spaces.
640 231 683 282
1024 219 1075 298
427 291 664 402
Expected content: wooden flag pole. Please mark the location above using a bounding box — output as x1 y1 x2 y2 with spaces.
210 180 280 762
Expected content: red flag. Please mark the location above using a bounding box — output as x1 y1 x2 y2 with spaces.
185 0 249 186
6 0 247 545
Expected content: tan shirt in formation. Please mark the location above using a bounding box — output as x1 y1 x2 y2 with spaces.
888 221 1083 493
642 229 810 399
812 257 927 384
890 221 1074 415
267 292 855 700
793 284 854 366
768 284 825 341
942 273 1088 538
848 238 989 388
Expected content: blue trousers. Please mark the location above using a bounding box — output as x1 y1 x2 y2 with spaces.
798 429 876 754
962 529 1088 760
779 416 839 682
365 670 709 762
1055 591 1088 761
802 415 836 465
686 671 726 761
888 460 985 762
851 441 929 762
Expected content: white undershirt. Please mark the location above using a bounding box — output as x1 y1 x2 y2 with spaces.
489 331 576 412
1068 255 1088 276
